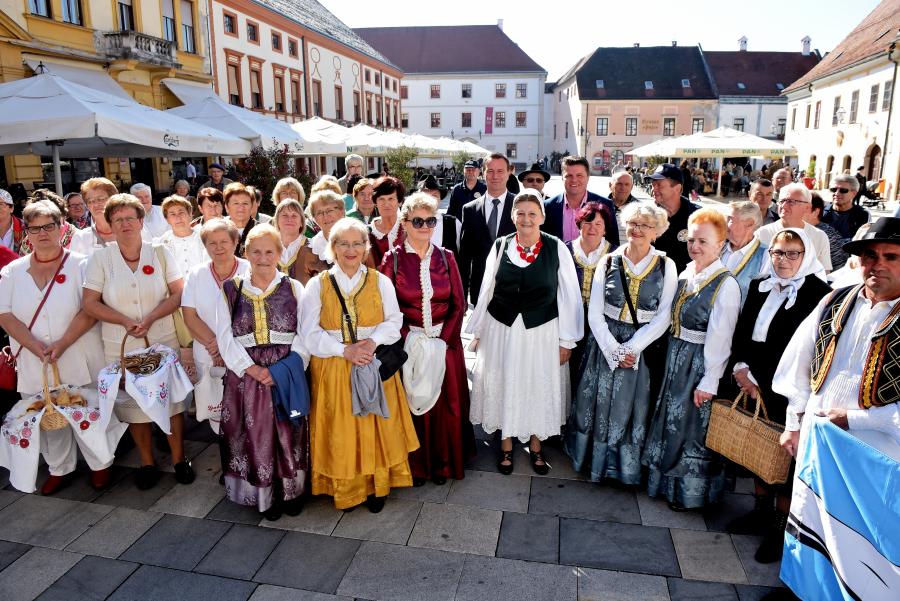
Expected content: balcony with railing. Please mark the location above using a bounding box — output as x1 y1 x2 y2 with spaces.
98 31 181 68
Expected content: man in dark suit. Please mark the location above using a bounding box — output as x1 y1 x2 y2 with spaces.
541 155 619 247
459 153 517 305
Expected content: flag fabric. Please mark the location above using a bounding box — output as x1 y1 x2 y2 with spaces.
780 418 900 600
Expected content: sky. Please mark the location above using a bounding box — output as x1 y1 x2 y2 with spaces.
319 0 885 80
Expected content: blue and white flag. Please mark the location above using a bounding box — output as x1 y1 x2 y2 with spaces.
780 419 900 600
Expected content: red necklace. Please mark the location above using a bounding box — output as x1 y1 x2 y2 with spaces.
210 259 239 288
32 247 64 264
515 234 543 263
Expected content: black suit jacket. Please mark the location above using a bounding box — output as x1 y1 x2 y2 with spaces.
458 191 516 305
541 192 620 248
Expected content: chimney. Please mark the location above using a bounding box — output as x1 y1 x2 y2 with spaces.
801 36 811 56
497 19 503 31
739 36 748 51
633 43 640 48
672 41 677 47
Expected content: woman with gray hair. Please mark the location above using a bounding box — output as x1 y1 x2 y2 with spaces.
302 217 418 512
722 200 769 304
18 190 76 255
565 202 677 485
274 199 318 285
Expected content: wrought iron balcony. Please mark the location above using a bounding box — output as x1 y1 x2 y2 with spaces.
98 31 181 68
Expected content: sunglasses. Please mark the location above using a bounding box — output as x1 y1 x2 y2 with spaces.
523 177 545 184
829 187 851 194
409 216 438 229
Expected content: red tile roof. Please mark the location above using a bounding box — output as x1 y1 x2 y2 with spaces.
783 0 900 93
354 25 546 74
705 51 820 97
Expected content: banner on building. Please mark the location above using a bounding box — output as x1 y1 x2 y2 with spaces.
485 107 493 135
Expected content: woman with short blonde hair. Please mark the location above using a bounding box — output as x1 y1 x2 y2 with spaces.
69 179 119 257
274 199 321 285
272 177 306 207
157 194 206 276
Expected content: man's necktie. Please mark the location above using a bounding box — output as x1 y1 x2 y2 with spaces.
487 197 500 240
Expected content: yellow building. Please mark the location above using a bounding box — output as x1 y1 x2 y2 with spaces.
0 0 213 194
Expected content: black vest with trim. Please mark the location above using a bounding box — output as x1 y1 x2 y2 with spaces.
487 233 559 329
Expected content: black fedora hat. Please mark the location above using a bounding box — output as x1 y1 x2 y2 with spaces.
843 217 900 256
518 162 551 183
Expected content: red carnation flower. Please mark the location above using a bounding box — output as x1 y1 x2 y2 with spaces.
142 265 155 275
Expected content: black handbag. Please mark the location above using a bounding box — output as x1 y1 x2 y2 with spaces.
328 272 407 381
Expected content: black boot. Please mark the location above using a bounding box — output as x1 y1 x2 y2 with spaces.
726 494 774 535
755 510 788 563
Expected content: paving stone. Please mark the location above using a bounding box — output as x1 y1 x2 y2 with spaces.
93 470 179 510
0 540 31 571
0 489 21 511
35 555 138 601
0 494 112 550
205 497 264 525
407 502 502 556
331 498 421 545
559 517 680 576
731 535 783 587
671 529 747 584
704 493 755 532
113 439 210 472
529 477 640 524
576 567 670 601
249 585 352 600
65 506 162 559
189 442 225 482
446 470 531 513
254 531 360 594
509 442 586 481
108 564 256 601
40 465 133 504
388 479 451 503
735 584 783 601
119 513 230 570
495 512 558 564
637 495 708 530
148 478 224 518
336 541 464 601
454 554 576 601
667 578 739 601
183 414 220 444
258 495 342 535
195 524 284 580
0 547 83 601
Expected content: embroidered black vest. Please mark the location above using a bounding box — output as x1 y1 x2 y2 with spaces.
487 233 560 329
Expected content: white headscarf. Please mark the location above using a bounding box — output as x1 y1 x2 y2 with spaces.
757 227 823 309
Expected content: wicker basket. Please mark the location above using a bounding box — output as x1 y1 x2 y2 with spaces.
26 361 87 431
706 392 792 485
120 334 163 377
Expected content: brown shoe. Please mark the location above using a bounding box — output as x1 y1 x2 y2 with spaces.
90 468 111 491
40 473 72 495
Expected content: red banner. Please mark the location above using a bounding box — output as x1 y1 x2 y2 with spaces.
484 107 493 135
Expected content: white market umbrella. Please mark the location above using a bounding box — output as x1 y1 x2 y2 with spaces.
630 137 679 158
346 124 402 155
289 117 351 155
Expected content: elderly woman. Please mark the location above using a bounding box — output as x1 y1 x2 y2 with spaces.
379 193 474 486
0 200 121 494
722 200 769 304
172 180 196 217
304 177 343 237
82 194 194 490
302 217 419 512
368 176 407 267
181 218 250 435
155 195 207 276
722 228 829 562
192 187 225 228
224 182 258 256
274 199 319 286
130 183 168 240
804 192 849 271
566 203 677 485
642 208 741 511
213 224 309 521
69 178 118 258
467 189 583 475
18 190 76 255
64 192 91 230
346 178 376 224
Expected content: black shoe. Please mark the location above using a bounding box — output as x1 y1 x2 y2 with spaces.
173 461 195 485
431 475 447 486
412 477 427 487
364 495 385 513
283 497 305 517
135 465 159 491
497 450 514 475
667 499 691 512
530 449 549 476
262 504 283 521
726 495 774 534
755 510 788 563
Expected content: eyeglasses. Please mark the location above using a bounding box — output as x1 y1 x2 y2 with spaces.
769 249 804 260
408 216 437 229
314 207 340 219
111 216 141 226
626 222 654 231
778 199 809 206
335 241 366 250
25 223 59 235
829 187 851 194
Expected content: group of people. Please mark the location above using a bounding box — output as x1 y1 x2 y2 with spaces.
0 151 894 574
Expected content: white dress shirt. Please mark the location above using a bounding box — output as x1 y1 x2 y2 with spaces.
143 205 170 240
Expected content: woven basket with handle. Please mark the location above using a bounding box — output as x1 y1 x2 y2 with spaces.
706 392 792 485
120 334 163 377
26 361 87 431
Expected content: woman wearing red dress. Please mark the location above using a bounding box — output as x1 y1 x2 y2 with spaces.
368 176 406 268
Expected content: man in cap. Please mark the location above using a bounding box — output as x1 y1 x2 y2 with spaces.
0 188 24 254
517 162 551 199
649 163 700 271
338 153 364 194
542 155 619 247
199 163 233 192
447 159 486 221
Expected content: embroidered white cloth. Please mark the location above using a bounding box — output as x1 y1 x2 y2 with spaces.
194 366 226 434
402 330 447 416
97 344 193 434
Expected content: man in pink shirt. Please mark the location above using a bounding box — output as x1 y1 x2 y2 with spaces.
541 156 618 247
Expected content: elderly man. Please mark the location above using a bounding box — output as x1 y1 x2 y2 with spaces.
771 216 900 579
822 174 870 240
722 200 769 304
338 153 364 195
447 159 487 220
199 163 233 192
755 183 832 272
542 155 618 246
0 189 24 254
750 179 778 225
772 167 793 202
608 171 640 243
129 183 169 240
649 163 699 271
517 162 551 198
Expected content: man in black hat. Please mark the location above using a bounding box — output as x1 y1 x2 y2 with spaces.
447 159 486 220
199 163 234 192
649 163 700 271
518 162 551 198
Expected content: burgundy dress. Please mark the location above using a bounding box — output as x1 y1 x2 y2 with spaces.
221 278 309 511
380 243 475 480
369 224 406 270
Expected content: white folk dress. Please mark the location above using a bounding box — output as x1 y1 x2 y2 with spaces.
154 229 207 280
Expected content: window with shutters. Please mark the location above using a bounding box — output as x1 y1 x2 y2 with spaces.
290 77 301 114
832 96 841 125
884 81 893 111
495 112 506 128
515 112 526 127
596 117 608 136
849 90 859 123
462 112 472 128
312 80 322 117
869 85 879 113
516 83 527 98
625 117 637 136
495 83 506 98
430 113 441 128
273 73 285 112
227 64 241 106
250 68 263 109
814 102 821 128
353 92 361 123
376 95 383 126
334 86 343 120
